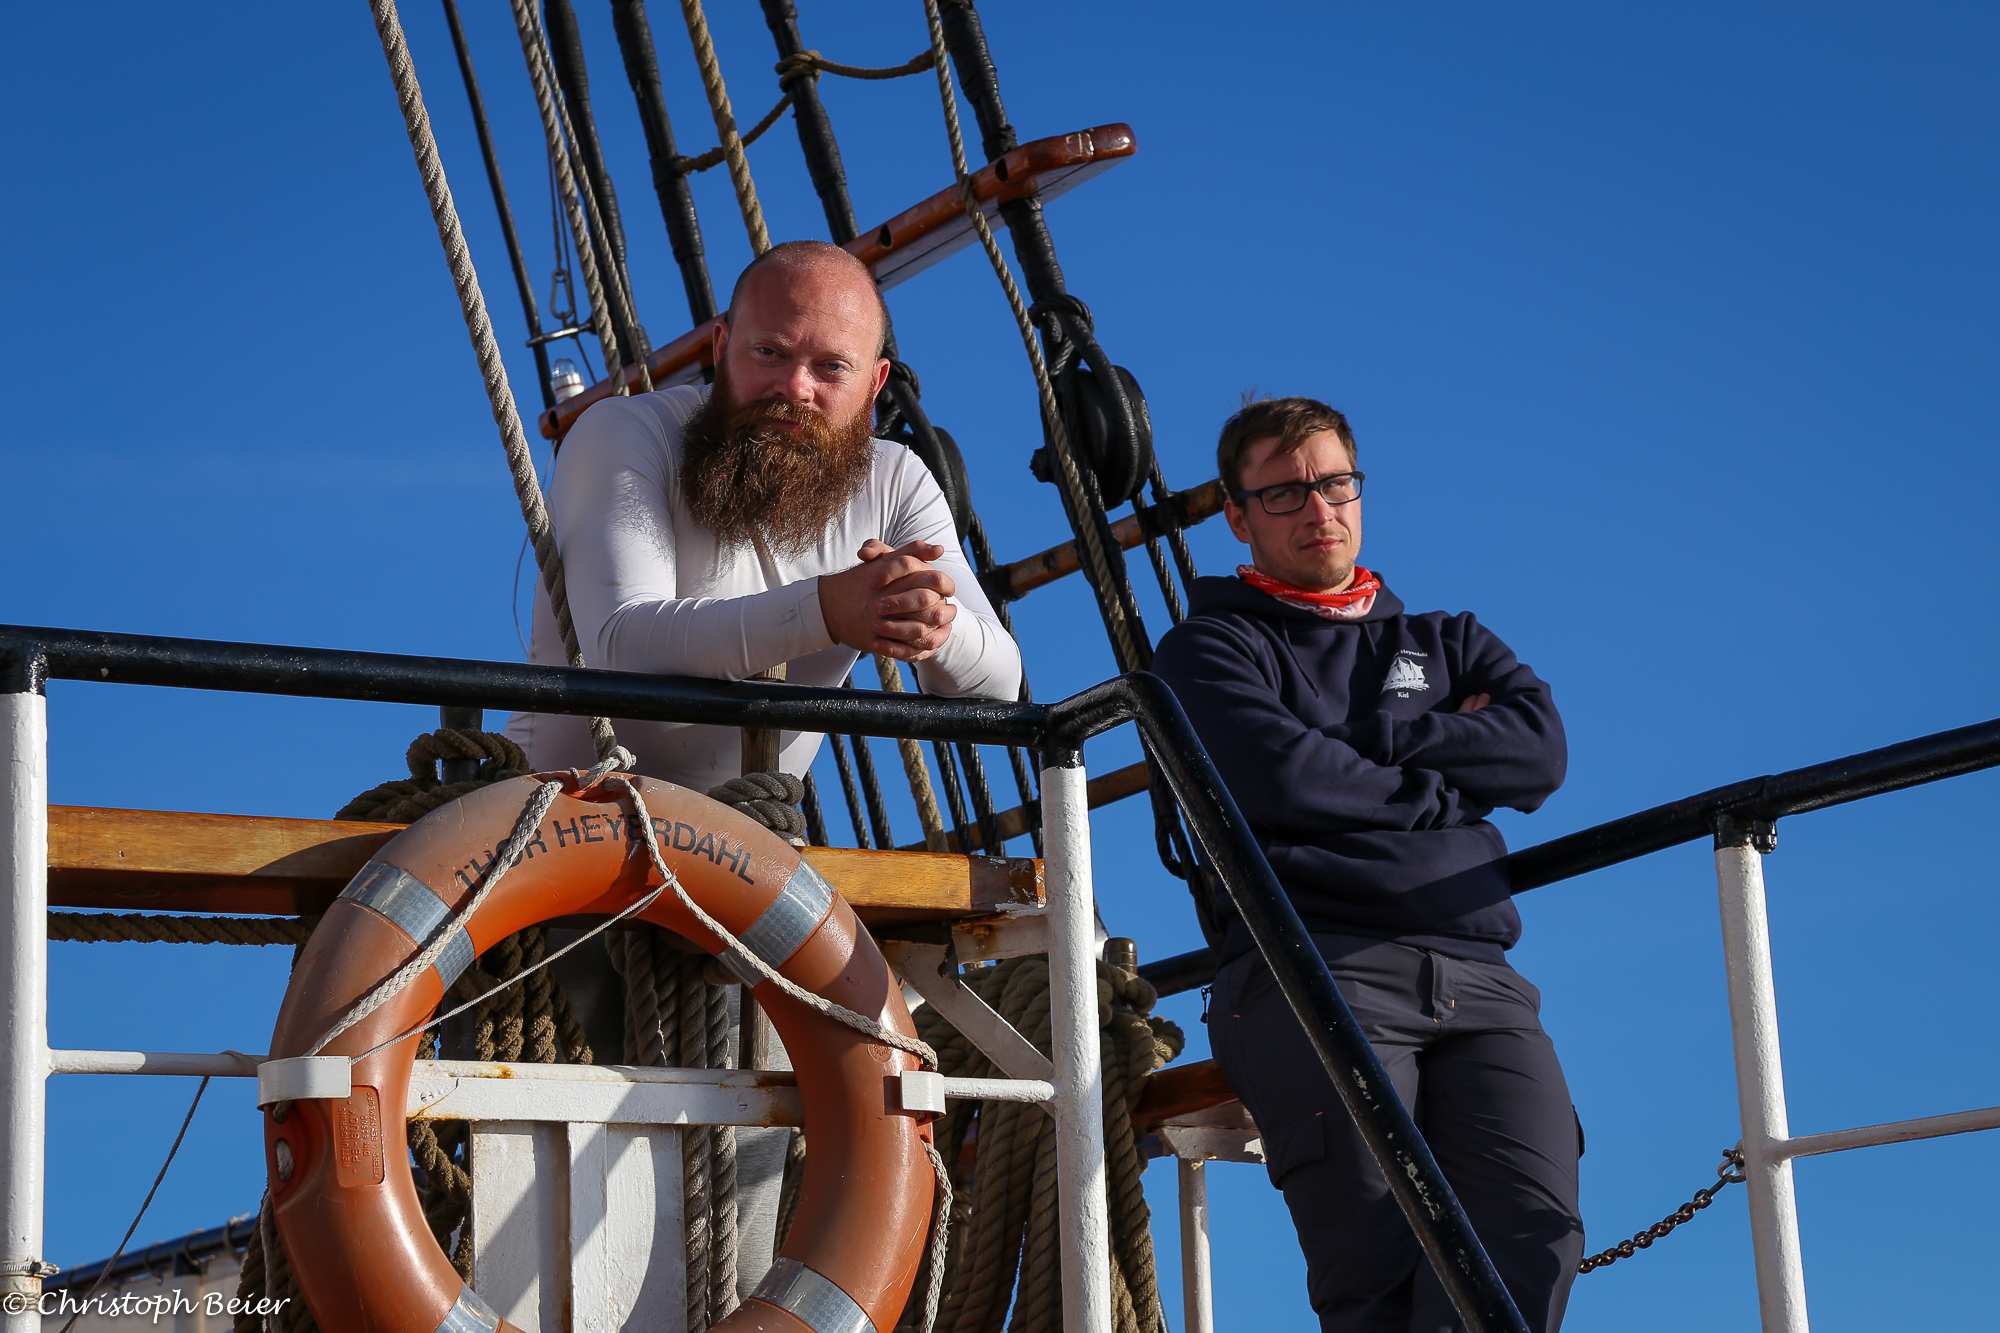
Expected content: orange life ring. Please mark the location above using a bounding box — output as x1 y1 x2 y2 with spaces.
262 769 935 1333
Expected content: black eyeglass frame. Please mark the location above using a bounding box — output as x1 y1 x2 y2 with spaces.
1229 471 1367 515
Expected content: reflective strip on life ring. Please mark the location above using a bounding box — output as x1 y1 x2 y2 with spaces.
262 771 936 1333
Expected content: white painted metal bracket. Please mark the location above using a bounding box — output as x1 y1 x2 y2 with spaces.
879 939 1055 1085
949 907 1049 964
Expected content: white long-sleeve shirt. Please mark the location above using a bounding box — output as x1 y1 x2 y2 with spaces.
506 385 1022 789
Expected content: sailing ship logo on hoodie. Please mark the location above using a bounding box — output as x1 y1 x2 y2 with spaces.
1384 650 1430 698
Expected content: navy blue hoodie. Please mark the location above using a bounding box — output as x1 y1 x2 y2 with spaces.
1151 575 1565 966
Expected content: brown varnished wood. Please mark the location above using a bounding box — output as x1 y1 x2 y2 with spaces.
537 124 1138 441
897 758 1153 853
45 805 1042 922
1130 1057 1246 1132
997 478 1228 602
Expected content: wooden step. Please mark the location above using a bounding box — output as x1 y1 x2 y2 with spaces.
45 806 1041 925
538 123 1137 441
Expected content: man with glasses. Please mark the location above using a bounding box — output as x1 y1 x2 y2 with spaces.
1153 397 1582 1331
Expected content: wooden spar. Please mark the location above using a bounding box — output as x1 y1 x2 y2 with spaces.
537 123 1138 440
45 805 1041 924
899 758 1152 853
991 479 1227 604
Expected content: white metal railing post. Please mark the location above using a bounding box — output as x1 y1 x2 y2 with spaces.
1040 754 1112 1333
1 654 51 1332
1713 818 1809 1333
1177 1156 1214 1333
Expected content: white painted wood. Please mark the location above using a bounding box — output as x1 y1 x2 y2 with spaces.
412 1072 799 1127
1 689 49 1333
580 1125 684 1333
1715 843 1810 1333
1040 761 1112 1333
470 1122 569 1333
1159 1125 1264 1165
1177 1158 1214 1333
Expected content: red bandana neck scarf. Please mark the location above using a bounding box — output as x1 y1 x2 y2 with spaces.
1237 565 1382 621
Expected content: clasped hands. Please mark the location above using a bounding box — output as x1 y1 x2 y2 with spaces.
818 538 958 662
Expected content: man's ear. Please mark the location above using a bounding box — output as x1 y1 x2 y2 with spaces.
710 317 730 368
1223 499 1254 545
870 357 891 400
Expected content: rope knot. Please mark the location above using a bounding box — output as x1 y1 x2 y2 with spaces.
1027 293 1095 338
774 50 822 88
886 359 924 400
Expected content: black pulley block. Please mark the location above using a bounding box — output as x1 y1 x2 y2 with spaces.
1030 364 1154 508
889 423 974 541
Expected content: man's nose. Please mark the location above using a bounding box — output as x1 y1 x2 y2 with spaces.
780 362 816 401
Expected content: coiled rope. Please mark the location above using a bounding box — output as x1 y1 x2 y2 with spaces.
916 0 1141 672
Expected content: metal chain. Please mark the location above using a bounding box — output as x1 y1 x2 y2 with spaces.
1578 1148 1747 1274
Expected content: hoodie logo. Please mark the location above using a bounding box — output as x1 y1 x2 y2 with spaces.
1384 650 1429 698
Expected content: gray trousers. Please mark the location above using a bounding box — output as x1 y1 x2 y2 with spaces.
1210 936 1584 1333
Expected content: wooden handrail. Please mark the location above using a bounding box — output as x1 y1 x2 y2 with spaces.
46 805 1040 925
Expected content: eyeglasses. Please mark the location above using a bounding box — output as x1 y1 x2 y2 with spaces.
1230 471 1365 515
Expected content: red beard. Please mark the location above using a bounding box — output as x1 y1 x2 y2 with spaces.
678 366 879 557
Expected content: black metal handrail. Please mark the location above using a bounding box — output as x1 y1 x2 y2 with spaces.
0 625 1530 1333
1137 714 2000 998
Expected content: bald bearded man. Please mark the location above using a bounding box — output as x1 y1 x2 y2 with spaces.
506 240 1022 784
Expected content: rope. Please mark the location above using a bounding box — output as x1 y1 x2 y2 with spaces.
367 0 620 760
916 0 1142 673
334 729 527 823
48 913 317 946
677 0 770 254
874 656 949 851
775 48 935 86
672 94 794 176
707 771 808 845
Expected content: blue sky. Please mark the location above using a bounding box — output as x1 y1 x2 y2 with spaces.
5 2 1997 1329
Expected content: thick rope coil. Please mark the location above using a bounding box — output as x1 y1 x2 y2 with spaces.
706 771 808 845
334 729 528 823
367 0 619 759
916 0 1142 673
678 0 770 254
